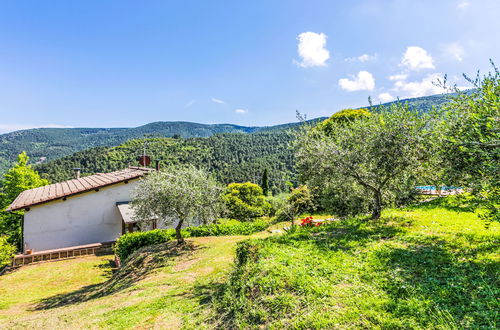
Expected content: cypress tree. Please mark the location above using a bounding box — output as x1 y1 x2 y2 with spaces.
261 168 269 196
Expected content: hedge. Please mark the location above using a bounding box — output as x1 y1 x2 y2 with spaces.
114 219 271 261
185 219 270 237
114 229 182 262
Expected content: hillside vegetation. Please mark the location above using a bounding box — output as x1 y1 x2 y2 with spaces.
0 123 259 175
0 92 455 175
35 132 296 193
0 199 497 329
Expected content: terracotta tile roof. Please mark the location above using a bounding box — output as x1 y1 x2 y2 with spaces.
7 167 152 211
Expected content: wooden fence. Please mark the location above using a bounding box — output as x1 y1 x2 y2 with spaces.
11 241 115 268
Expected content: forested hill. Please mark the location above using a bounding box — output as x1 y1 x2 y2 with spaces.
0 121 313 175
369 92 456 112
0 123 255 174
35 132 296 193
0 91 457 175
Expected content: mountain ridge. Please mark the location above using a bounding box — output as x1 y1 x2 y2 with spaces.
0 92 454 174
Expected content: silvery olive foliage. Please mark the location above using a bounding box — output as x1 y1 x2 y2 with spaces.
439 61 500 224
131 166 225 243
296 103 432 219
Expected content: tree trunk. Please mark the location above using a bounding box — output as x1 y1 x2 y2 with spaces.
371 190 382 220
175 219 185 244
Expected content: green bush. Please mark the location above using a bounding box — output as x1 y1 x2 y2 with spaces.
223 182 271 221
317 108 371 135
114 219 272 261
274 185 316 222
265 194 288 217
0 236 15 270
114 229 180 261
186 219 270 237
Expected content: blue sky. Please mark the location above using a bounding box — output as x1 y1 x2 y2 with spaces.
0 0 498 133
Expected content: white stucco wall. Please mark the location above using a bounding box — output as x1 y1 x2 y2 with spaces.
24 180 140 252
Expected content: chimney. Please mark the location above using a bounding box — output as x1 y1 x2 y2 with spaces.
154 159 161 171
73 168 81 179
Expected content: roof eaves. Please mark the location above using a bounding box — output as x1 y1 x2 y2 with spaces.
7 167 152 212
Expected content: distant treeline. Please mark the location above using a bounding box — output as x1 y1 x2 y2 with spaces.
35 132 297 194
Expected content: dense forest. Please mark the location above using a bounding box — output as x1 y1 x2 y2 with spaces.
35 131 296 193
0 92 459 175
0 123 268 174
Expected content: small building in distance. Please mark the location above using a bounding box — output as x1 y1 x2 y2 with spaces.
7 167 159 253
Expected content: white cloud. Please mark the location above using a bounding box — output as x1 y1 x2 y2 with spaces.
389 73 408 81
234 109 247 114
185 99 196 107
338 71 375 91
358 53 376 62
211 97 225 104
392 73 445 98
458 1 470 9
442 42 465 61
401 46 435 70
345 53 377 62
0 123 74 134
295 32 330 68
378 92 395 103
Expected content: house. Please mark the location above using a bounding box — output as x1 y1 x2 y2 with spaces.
7 166 160 253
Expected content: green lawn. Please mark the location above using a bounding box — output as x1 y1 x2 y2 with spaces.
214 198 499 329
0 230 277 329
0 199 497 329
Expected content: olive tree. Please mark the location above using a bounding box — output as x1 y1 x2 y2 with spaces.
439 62 499 223
131 166 224 244
297 104 430 219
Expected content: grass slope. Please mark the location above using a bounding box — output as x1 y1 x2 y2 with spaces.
0 230 278 329
0 198 497 329
215 198 499 329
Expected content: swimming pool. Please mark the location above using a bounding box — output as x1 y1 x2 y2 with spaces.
415 186 460 191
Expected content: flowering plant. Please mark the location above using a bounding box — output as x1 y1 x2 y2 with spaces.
299 216 322 227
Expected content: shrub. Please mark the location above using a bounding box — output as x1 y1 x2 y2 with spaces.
235 239 262 266
275 185 316 223
186 219 270 237
114 219 272 261
288 185 315 215
0 236 15 269
223 182 270 221
317 108 371 136
265 193 288 217
317 182 371 218
114 229 180 261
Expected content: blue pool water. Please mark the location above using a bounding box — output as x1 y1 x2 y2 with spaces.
415 186 460 191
